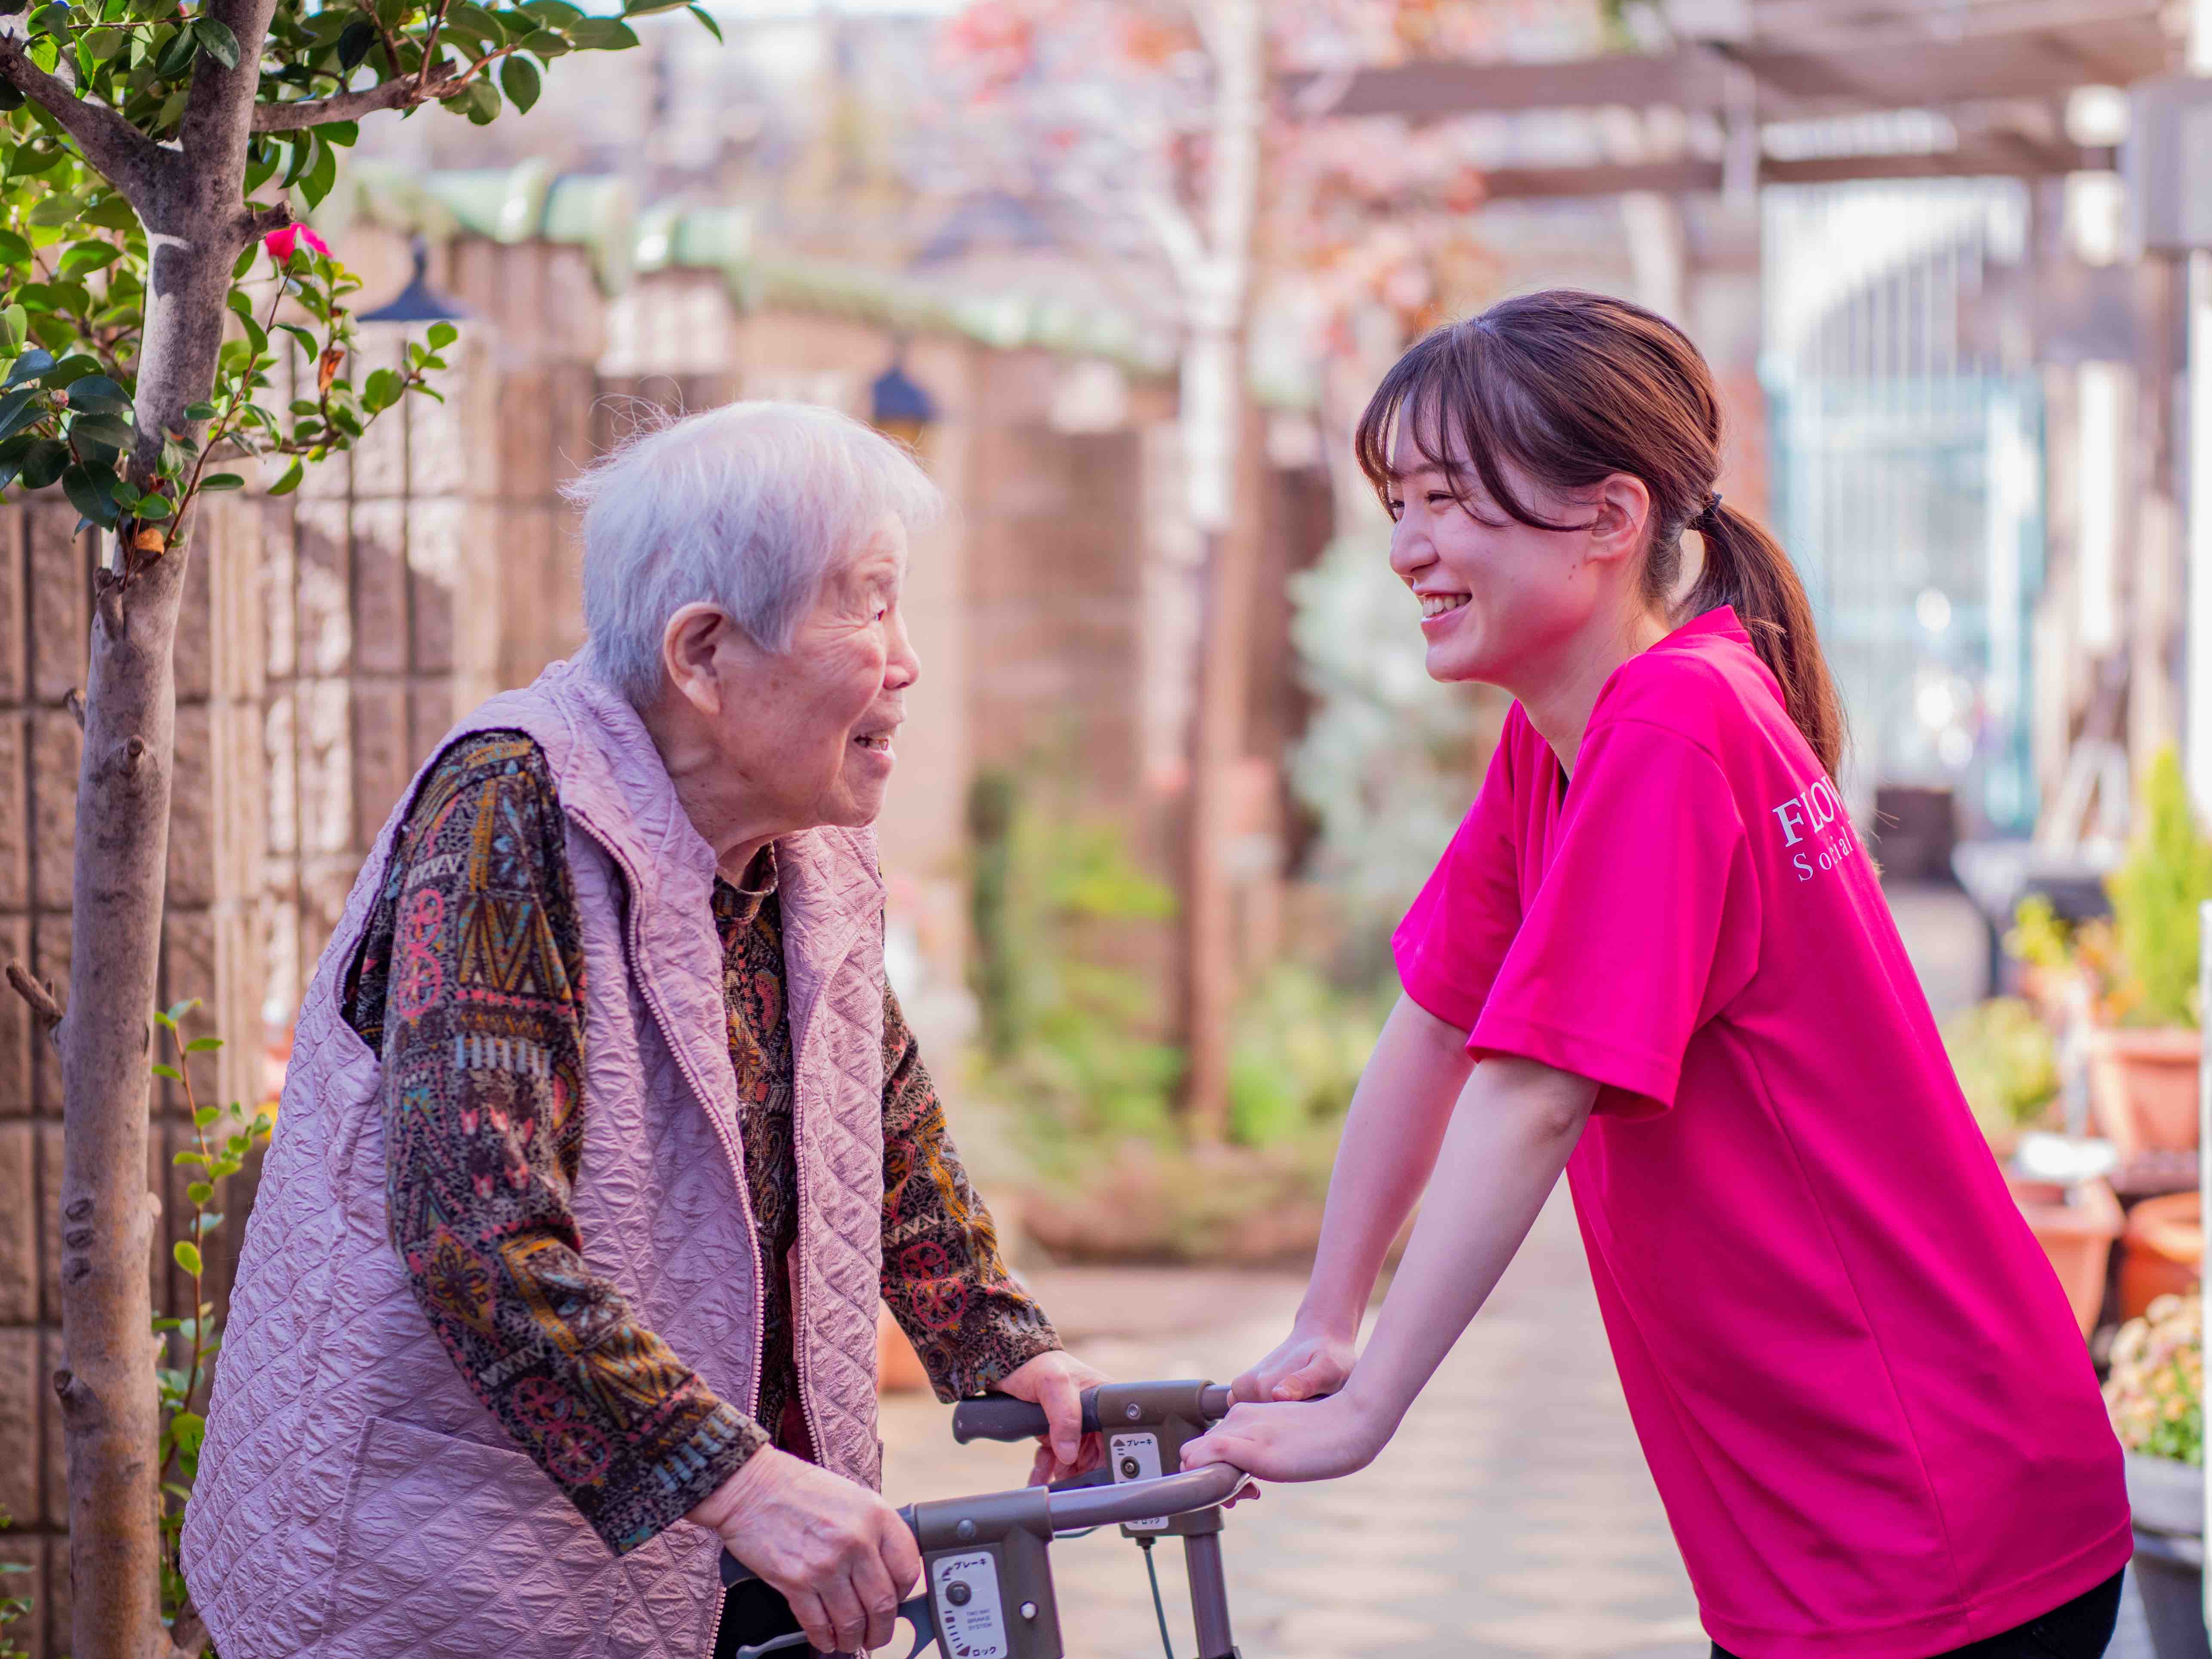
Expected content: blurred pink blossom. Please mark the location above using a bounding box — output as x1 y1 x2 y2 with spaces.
263 224 330 262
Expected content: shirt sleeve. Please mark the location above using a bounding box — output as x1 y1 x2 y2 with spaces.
370 734 769 1557
1392 722 1526 1032
1468 718 1758 1117
879 985 1060 1399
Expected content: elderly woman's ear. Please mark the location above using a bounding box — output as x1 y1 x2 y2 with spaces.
659 602 744 718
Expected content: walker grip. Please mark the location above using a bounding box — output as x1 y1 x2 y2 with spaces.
953 1392 1072 1444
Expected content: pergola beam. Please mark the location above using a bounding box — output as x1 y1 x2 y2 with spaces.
1471 140 2116 201
1285 15 2171 124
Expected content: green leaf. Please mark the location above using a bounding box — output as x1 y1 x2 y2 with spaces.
300 132 337 208
567 16 636 49
172 1240 202 1276
183 399 219 421
65 412 134 453
623 0 687 15
106 474 138 508
133 493 172 520
321 120 360 147
191 15 239 67
519 0 583 21
199 473 245 491
0 231 30 275
167 998 199 1022
686 4 721 42
82 193 138 231
336 15 377 69
462 77 501 123
186 1181 213 1206
0 390 42 444
153 22 197 77
61 462 121 526
426 320 459 350
151 1061 183 1081
44 354 101 388
172 1149 207 1167
267 456 304 496
499 52 539 112
230 241 260 282
4 349 54 389
84 25 124 59
18 437 67 490
185 1035 224 1052
362 366 404 413
30 3 69 41
192 1103 220 1127
150 1316 183 1333
449 2 506 40
62 374 128 414
57 242 122 279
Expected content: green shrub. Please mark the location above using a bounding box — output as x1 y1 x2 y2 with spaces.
1939 997 2058 1148
2107 747 2212 1028
1227 964 1384 1147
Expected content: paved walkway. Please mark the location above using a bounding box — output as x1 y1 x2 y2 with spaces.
881 1189 1705 1659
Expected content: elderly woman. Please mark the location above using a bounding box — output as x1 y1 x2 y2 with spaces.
185 403 1101 1659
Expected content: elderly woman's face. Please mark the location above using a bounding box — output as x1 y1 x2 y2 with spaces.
726 512 918 831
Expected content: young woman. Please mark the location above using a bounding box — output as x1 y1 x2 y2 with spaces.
1182 291 2130 1659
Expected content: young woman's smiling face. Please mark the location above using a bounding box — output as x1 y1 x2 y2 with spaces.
1384 425 1607 691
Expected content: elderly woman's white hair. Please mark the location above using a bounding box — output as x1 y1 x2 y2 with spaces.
564 401 944 705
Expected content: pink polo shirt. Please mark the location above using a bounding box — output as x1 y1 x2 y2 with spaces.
1394 608 2129 1659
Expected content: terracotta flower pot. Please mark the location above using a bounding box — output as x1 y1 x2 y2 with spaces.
2090 1027 2202 1162
876 1301 933 1396
2007 1175 2123 1335
2123 1191 2205 1323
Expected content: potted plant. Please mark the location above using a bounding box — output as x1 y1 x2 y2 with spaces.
2095 750 2212 1160
2106 1292 2209 1659
1944 998 2123 1333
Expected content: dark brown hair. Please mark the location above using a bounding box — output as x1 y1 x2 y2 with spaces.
1354 288 1845 776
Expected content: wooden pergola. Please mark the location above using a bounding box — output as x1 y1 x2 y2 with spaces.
1287 0 2180 194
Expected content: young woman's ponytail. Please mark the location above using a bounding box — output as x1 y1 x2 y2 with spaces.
1354 289 1847 778
1682 496 1845 777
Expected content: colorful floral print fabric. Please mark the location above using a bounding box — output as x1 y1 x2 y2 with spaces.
343 732 1057 1556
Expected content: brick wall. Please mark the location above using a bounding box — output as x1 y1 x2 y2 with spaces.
0 490 266 1652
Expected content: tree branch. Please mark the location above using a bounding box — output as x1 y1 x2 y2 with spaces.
165 1592 209 1659
251 64 459 131
0 34 169 203
240 200 292 238
6 957 65 1034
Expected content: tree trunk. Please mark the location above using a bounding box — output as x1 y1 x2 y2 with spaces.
60 211 237 1659
1175 0 1263 1140
1180 402 1264 1140
58 544 188 1659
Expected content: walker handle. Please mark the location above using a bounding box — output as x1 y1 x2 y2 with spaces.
951 1391 1097 1443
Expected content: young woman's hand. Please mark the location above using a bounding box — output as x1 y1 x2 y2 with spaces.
1179 1393 1390 1485
1229 1323 1355 1403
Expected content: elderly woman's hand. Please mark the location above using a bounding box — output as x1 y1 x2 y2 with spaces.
690 1447 920 1655
996 1350 1110 1486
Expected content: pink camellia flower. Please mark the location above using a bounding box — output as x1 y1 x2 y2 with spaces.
263 224 330 262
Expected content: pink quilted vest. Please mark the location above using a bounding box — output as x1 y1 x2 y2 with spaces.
184 659 890 1659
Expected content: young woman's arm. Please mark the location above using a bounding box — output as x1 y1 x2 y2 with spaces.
1190 1054 1596 1481
1230 994 1479 1403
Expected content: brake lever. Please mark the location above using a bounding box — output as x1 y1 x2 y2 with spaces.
729 1592 939 1659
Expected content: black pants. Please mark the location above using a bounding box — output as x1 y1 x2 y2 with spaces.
1712 1570 2125 1659
713 1579 806 1659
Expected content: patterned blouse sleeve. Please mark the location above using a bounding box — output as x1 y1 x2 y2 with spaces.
365 733 769 1556
878 984 1061 1399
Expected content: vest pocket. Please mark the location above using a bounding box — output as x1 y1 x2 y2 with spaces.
321 1414 609 1656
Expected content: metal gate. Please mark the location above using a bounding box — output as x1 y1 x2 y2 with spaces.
1764 181 2046 836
